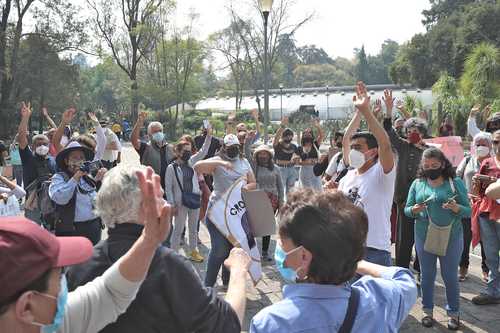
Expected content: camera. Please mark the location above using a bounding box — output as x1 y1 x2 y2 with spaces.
80 160 102 174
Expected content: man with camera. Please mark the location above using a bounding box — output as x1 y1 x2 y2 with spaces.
49 141 107 244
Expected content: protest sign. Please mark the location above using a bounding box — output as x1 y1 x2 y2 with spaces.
423 136 464 167
208 178 262 283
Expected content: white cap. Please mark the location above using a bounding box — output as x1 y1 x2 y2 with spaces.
224 134 240 146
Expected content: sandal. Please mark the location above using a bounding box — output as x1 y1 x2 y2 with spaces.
447 317 460 331
421 316 434 328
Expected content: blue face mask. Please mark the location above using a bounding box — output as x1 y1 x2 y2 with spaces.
274 243 303 283
151 132 164 144
32 274 68 333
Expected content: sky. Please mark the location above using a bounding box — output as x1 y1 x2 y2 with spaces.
172 0 431 59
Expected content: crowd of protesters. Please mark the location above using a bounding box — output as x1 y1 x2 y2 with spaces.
0 81 499 333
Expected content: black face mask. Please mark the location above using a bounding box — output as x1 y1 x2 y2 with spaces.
424 168 442 180
181 151 191 161
226 146 239 159
302 137 313 144
335 141 342 148
283 137 292 144
257 157 269 166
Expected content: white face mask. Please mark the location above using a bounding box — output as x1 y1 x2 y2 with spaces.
349 149 366 169
35 145 49 156
475 146 490 158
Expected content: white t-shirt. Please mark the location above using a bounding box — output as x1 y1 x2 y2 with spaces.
325 152 347 178
339 161 396 251
209 156 252 204
102 129 122 162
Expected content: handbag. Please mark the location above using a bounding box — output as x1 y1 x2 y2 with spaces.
423 178 456 256
173 165 201 209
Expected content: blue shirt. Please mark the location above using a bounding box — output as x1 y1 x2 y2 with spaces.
49 173 97 222
250 267 417 333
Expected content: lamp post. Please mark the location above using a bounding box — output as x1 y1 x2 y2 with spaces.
279 84 284 120
260 0 273 143
326 85 330 120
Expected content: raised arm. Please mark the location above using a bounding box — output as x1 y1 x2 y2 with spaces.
251 109 261 140
355 82 394 174
53 108 76 153
42 107 57 129
383 89 406 152
190 127 213 165
88 112 106 161
194 158 231 175
396 100 412 120
312 117 324 146
342 109 362 166
131 111 147 151
17 102 31 150
467 104 481 138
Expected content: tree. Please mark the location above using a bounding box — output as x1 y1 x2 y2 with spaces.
296 44 334 65
354 45 368 82
87 0 167 121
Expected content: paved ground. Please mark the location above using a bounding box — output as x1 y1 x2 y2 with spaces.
120 142 500 333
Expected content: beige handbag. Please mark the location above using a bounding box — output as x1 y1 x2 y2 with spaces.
423 178 456 257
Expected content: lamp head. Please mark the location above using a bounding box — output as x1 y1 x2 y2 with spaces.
260 0 273 13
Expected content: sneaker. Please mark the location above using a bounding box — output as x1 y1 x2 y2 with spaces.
447 317 460 331
459 266 468 282
421 315 434 328
189 250 204 263
472 293 500 305
482 271 489 283
262 252 273 262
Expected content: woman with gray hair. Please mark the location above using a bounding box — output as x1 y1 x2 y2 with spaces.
456 131 493 281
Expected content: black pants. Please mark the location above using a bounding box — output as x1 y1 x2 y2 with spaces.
395 203 420 272
56 218 102 245
262 235 271 254
460 218 489 273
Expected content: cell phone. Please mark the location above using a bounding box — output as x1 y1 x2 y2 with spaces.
203 119 210 129
446 195 457 203
476 175 493 183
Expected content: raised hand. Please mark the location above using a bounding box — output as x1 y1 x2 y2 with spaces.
88 112 99 124
20 102 32 119
228 111 237 122
353 81 371 114
62 107 77 125
42 107 49 117
312 117 321 127
136 167 172 245
373 99 382 117
138 111 148 123
251 109 259 120
224 247 251 273
483 104 492 120
470 104 481 117
246 130 257 143
382 89 394 112
396 100 405 111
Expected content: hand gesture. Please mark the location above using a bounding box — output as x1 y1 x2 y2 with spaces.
42 107 49 117
136 167 172 245
412 203 426 215
382 89 394 112
282 116 289 126
138 111 148 123
373 99 382 118
483 104 492 120
62 107 76 125
88 112 99 124
224 247 251 273
246 130 257 143
20 102 32 119
396 100 405 111
228 111 236 122
470 104 481 117
353 81 371 114
251 109 259 120
95 168 107 182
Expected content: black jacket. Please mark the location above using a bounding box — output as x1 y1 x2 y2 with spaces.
66 223 240 333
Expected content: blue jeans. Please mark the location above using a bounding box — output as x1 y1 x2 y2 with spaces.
204 217 233 287
365 248 392 267
479 214 500 298
415 231 463 316
278 166 297 195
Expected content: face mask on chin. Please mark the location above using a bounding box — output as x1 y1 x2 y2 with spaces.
35 145 49 157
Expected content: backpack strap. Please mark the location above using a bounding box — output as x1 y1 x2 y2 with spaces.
172 164 184 193
448 178 456 194
338 287 360 333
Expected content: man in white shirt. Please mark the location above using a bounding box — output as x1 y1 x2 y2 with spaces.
100 120 122 170
336 82 396 266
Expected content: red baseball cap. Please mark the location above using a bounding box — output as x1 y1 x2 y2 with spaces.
0 217 93 304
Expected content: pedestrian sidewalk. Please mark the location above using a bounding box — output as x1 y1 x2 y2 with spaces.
184 223 500 333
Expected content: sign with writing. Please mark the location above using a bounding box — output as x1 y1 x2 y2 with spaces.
208 178 262 283
423 136 464 167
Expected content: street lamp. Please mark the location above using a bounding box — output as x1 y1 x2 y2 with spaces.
260 0 273 143
326 85 330 120
279 84 284 120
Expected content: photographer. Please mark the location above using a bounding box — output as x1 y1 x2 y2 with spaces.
49 142 106 244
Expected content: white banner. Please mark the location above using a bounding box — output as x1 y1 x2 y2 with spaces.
208 178 262 283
